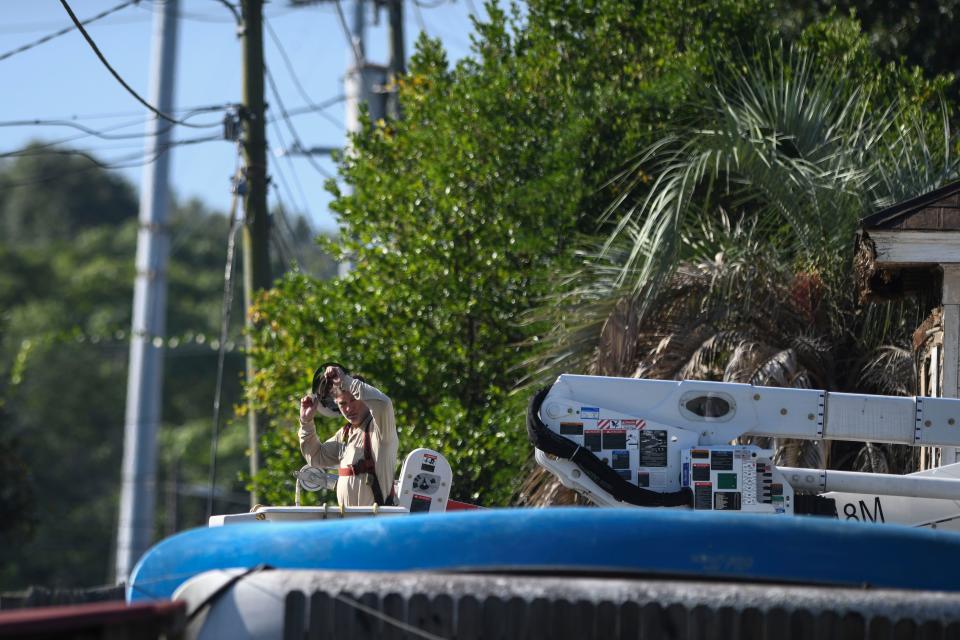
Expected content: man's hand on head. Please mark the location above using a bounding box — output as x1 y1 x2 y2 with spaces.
324 365 343 389
300 394 317 423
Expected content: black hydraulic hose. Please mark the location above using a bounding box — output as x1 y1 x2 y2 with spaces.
526 383 693 508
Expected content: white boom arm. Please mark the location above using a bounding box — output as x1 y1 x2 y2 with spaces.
543 375 960 447
530 375 960 528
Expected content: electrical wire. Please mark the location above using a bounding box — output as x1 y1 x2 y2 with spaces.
206 165 242 521
0 134 222 191
263 16 344 130
264 66 335 179
270 182 310 269
0 103 233 124
266 97 346 130
333 0 364 70
211 0 242 26
0 0 138 63
270 136 315 227
58 0 211 128
0 107 227 159
136 0 296 25
412 0 429 35
266 109 316 213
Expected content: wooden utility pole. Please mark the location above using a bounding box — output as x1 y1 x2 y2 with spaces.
241 0 271 507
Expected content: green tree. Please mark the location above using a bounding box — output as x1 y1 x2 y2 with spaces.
0 151 323 588
522 24 955 503
249 0 782 506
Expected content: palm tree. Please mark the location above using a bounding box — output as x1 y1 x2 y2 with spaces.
518 41 957 506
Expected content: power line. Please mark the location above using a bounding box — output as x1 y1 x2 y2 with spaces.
269 96 346 126
0 0 138 64
211 0 242 26
135 0 297 25
268 118 314 217
333 0 364 70
0 103 234 124
412 0 429 35
270 182 310 269
58 0 211 128
206 165 242 521
0 108 225 158
263 16 344 130
264 66 335 179
0 134 222 190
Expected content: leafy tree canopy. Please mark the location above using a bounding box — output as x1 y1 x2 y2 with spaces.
249 0 785 505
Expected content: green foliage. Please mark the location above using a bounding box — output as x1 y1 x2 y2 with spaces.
777 0 960 100
250 0 785 506
0 150 332 589
0 144 138 245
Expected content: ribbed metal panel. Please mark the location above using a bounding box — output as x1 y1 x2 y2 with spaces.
266 571 960 640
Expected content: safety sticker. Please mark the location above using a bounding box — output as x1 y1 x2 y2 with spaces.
637 472 650 487
410 494 432 513
694 482 713 510
597 418 620 429
602 429 627 450
421 453 437 473
682 462 690 487
714 491 742 511
611 450 630 469
559 422 584 435
584 430 602 451
692 463 711 482
580 407 600 420
622 418 646 429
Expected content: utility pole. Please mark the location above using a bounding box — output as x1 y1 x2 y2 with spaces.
386 0 404 120
241 0 271 507
343 0 367 140
115 0 178 583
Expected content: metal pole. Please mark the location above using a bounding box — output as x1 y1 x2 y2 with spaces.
386 0 404 120
343 0 366 140
241 0 271 507
338 0 366 277
781 466 960 500
115 0 178 583
940 265 960 466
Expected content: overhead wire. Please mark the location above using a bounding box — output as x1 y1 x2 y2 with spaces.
263 17 344 130
58 0 213 128
332 0 364 70
271 141 315 227
0 134 222 191
206 161 243 521
0 0 138 63
0 103 232 124
270 182 311 270
0 106 228 159
272 96 346 123
412 0 429 36
266 106 316 214
137 0 296 25
264 66 335 179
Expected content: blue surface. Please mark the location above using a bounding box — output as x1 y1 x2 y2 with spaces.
127 508 960 602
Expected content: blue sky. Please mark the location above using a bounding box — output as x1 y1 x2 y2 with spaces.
0 0 485 233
